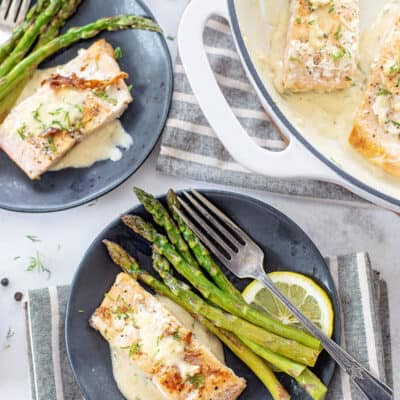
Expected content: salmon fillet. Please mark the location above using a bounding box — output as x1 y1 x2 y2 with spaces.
90 273 246 400
283 0 359 92
0 39 132 179
349 18 400 176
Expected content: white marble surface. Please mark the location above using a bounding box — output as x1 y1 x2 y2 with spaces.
0 0 398 398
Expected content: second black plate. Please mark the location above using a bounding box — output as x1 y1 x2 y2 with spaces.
0 0 173 213
66 190 341 399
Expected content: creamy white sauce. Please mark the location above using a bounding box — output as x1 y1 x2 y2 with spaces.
236 0 400 198
16 67 132 171
110 296 224 400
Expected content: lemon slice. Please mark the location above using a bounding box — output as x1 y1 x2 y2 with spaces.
242 271 334 338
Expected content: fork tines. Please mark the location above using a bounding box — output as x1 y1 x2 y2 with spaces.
0 0 30 27
174 190 252 264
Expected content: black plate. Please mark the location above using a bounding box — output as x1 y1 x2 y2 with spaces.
0 0 173 213
66 190 341 399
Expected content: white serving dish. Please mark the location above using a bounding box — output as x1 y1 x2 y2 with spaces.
178 0 400 211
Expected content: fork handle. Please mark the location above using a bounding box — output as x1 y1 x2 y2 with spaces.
257 274 393 400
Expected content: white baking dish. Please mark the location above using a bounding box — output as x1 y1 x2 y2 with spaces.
178 0 400 211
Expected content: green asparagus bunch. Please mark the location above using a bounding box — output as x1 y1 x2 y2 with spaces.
0 14 160 115
121 212 320 351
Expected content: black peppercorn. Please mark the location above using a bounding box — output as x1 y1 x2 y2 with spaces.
14 291 23 302
1 277 9 286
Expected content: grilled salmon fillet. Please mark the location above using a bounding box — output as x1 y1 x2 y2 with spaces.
90 273 246 400
0 39 132 179
283 0 359 92
349 18 400 176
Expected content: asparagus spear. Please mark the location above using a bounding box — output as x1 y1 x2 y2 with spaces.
0 0 63 78
122 214 320 351
167 189 242 298
295 368 328 400
151 249 318 366
134 187 199 268
0 15 161 104
104 240 290 400
35 0 83 48
0 0 49 65
195 316 290 400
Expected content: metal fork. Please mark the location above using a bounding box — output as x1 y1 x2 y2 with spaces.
174 189 393 400
0 0 30 30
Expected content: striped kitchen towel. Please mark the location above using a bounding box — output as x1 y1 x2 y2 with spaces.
25 252 392 400
157 16 366 205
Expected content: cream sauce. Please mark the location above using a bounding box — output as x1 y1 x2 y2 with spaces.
237 0 400 196
110 296 224 400
16 67 132 171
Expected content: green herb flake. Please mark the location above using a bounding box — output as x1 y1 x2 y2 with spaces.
345 76 352 81
289 56 300 62
95 91 118 106
17 123 27 140
334 25 342 41
189 374 205 388
32 104 43 123
173 329 180 341
376 88 392 96
129 343 141 357
166 35 175 41
14 256 21 260
328 2 335 13
6 328 14 340
296 17 302 24
128 84 133 92
26 235 41 243
47 136 57 153
114 47 123 60
388 119 400 128
26 251 51 278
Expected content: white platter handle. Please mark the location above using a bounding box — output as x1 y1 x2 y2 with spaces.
178 0 338 181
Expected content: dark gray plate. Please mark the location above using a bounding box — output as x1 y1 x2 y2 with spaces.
0 0 173 213
66 190 341 400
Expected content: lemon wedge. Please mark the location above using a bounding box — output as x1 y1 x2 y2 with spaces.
242 271 334 338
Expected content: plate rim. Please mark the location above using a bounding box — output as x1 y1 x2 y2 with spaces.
0 0 173 214
227 0 400 209
65 188 341 399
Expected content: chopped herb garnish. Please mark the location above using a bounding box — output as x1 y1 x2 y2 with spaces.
17 123 27 140
128 84 133 92
389 62 400 75
334 25 342 41
173 329 180 340
332 46 350 61
388 119 400 128
189 374 205 388
166 35 175 41
26 235 41 243
51 120 66 131
26 251 51 278
308 19 316 25
323 32 328 39
345 76 352 81
13 256 21 260
6 328 14 340
328 2 335 13
376 88 392 96
129 343 141 357
47 136 57 153
114 47 123 60
32 104 42 123
289 56 300 62
95 91 118 106
296 17 302 24
49 107 63 116
306 0 314 11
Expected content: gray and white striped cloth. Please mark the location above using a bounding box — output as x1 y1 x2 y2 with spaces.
26 252 392 400
157 16 366 205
